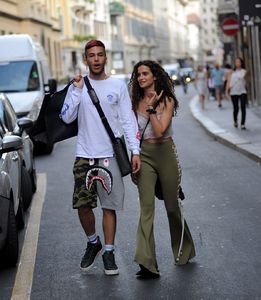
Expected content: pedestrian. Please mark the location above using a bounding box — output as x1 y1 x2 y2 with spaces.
225 57 248 130
206 65 215 101
194 64 208 109
223 63 232 98
129 60 196 279
61 40 141 275
211 63 225 107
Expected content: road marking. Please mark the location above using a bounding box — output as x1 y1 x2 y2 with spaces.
11 173 46 300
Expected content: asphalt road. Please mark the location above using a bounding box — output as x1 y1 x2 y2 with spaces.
1 86 261 300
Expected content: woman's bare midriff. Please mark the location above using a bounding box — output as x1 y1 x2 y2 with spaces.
143 137 172 144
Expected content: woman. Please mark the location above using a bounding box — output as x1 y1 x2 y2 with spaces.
194 64 208 109
129 60 195 279
225 57 248 129
206 65 215 101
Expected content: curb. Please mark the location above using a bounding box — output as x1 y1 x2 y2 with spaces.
189 96 261 164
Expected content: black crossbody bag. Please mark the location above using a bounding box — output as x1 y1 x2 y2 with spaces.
83 76 131 177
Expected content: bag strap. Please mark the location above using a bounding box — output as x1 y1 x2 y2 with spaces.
83 76 117 144
139 101 160 146
140 119 150 146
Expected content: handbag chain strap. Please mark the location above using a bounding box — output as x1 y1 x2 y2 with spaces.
83 76 117 144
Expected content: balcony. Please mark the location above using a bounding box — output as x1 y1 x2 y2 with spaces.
109 1 125 16
71 0 94 14
178 0 189 6
217 0 238 15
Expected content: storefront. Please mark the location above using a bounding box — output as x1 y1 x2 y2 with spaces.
239 0 261 106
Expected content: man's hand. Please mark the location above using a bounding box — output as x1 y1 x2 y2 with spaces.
73 75 84 89
131 154 141 174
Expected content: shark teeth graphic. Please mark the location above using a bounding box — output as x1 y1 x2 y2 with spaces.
86 166 113 195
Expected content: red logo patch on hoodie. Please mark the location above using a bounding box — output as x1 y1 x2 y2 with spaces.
136 131 140 140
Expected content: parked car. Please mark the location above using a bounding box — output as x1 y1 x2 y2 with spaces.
0 93 36 210
0 34 57 154
162 63 181 85
0 133 24 267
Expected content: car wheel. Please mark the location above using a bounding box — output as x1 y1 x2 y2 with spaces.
1 201 19 267
21 166 33 210
16 199 25 230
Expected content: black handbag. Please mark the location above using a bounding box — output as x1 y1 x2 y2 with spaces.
83 76 131 177
29 80 78 144
155 179 185 200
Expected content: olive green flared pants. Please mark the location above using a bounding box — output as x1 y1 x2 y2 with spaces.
134 139 195 274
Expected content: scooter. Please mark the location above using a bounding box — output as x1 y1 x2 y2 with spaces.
181 75 191 94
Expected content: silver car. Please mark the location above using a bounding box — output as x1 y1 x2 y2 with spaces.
0 93 36 210
0 134 24 267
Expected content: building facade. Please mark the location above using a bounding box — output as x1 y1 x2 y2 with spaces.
0 0 63 80
186 0 203 64
153 0 189 65
110 0 191 73
119 0 156 73
199 0 223 64
59 0 96 78
0 0 203 78
108 1 125 73
217 0 261 106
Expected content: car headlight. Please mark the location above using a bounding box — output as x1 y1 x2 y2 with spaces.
185 77 191 83
172 75 178 80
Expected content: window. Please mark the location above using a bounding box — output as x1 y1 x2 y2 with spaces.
0 98 17 133
0 102 7 135
0 61 40 93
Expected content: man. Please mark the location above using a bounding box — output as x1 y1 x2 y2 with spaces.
211 63 225 108
61 40 141 275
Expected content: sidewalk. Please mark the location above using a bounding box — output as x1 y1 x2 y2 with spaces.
190 96 261 164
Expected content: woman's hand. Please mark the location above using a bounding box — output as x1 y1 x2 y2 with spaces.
225 76 231 100
146 90 163 107
131 154 141 174
73 75 84 89
225 90 230 100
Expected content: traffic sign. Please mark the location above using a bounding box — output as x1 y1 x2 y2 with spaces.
222 18 240 36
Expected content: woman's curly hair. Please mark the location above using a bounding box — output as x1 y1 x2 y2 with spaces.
128 60 179 114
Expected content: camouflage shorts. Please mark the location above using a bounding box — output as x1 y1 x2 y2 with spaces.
72 156 125 211
72 157 98 209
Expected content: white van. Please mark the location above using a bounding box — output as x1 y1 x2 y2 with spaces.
0 34 57 153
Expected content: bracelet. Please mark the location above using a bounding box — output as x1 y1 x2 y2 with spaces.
146 108 157 114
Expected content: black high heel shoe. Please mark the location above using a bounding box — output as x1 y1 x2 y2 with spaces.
136 264 160 279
